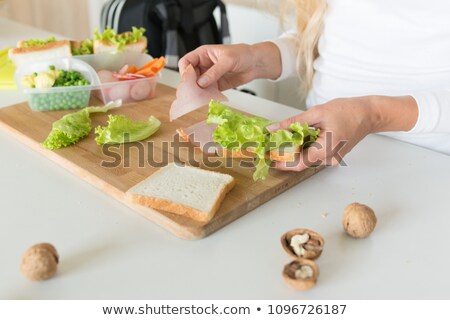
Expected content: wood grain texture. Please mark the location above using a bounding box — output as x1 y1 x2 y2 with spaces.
0 0 91 39
0 84 323 239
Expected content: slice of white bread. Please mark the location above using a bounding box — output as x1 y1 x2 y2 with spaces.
126 163 235 222
268 147 300 162
8 40 72 68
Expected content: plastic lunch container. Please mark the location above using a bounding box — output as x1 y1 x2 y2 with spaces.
75 52 160 104
14 57 100 111
14 53 161 112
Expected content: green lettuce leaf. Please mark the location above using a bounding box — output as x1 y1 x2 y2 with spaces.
290 122 320 147
71 38 94 55
93 26 145 51
206 101 320 181
253 158 271 181
94 115 161 145
21 37 56 48
268 130 297 151
42 100 121 150
94 27 116 41
268 122 320 151
207 100 273 151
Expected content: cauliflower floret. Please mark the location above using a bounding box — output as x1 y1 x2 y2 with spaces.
21 75 35 88
34 72 56 89
49 69 61 79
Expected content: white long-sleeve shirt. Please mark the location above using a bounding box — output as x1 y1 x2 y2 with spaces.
271 0 450 155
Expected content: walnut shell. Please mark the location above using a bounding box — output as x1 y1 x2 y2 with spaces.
342 203 377 238
281 228 324 260
20 243 59 281
282 259 319 291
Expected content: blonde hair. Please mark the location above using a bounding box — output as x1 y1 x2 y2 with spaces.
276 0 327 99
294 0 328 98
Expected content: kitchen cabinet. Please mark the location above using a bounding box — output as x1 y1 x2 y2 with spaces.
0 0 90 39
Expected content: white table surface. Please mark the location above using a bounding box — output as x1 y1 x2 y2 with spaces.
1 18 450 300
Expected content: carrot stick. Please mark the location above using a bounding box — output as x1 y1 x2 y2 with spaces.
149 56 166 73
136 57 166 77
136 63 157 75
136 58 158 72
126 64 137 73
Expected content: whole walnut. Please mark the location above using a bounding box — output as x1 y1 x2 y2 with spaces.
342 203 377 238
20 243 59 281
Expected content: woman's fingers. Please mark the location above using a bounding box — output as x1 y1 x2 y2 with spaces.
273 138 327 171
178 46 206 75
196 55 235 88
178 54 228 88
179 44 259 89
178 56 195 76
178 45 233 88
266 106 323 132
269 97 379 173
273 132 349 172
266 115 301 132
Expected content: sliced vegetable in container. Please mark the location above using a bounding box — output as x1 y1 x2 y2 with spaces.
135 57 166 77
97 69 116 83
95 56 165 104
107 84 131 101
117 64 129 75
112 73 146 81
21 65 90 89
97 57 166 84
20 64 93 111
126 65 138 74
130 81 152 100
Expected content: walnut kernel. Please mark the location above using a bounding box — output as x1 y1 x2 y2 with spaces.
281 229 324 260
282 259 319 291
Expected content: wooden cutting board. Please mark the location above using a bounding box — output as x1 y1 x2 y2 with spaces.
0 84 322 239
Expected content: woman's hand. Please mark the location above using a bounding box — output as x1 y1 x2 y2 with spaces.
267 95 418 171
178 42 282 91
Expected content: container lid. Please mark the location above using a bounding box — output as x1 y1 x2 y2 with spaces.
14 57 101 93
74 52 153 71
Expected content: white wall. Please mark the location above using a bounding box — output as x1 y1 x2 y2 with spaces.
88 0 108 34
225 4 279 102
224 3 303 109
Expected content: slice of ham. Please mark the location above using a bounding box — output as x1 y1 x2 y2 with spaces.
169 64 228 121
176 120 220 155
